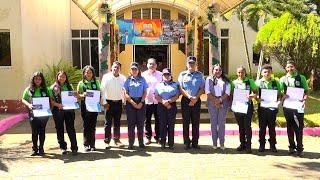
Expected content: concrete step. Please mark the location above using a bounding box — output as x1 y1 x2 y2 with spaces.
96 109 237 126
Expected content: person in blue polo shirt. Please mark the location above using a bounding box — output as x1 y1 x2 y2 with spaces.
123 62 148 150
178 56 205 150
155 68 180 149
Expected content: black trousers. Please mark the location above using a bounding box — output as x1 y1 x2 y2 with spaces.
29 117 49 151
125 102 146 146
104 100 122 143
145 104 160 140
283 107 304 152
234 103 254 147
257 106 277 145
81 103 98 148
157 103 177 147
52 107 78 151
181 96 201 146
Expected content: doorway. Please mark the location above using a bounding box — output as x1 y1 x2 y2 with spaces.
134 45 170 72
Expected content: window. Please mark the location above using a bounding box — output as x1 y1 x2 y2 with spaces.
0 30 11 66
143 8 151 19
221 29 229 37
152 8 160 19
132 9 141 19
162 9 171 19
178 13 187 22
220 29 229 74
72 29 99 76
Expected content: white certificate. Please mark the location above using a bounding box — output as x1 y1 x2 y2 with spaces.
283 87 305 110
32 97 52 117
61 91 79 110
260 89 279 108
231 89 250 113
85 90 101 112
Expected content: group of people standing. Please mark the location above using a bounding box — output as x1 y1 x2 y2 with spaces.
21 56 308 157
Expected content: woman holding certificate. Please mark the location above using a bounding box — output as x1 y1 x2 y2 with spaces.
205 64 231 150
77 66 101 152
280 61 308 157
123 62 148 150
49 71 79 155
255 65 282 153
22 72 51 156
231 67 258 153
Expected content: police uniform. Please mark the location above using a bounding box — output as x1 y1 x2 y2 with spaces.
49 83 78 154
123 74 148 148
77 79 101 150
231 77 258 152
256 77 282 152
205 76 231 148
279 72 308 154
155 69 180 149
22 86 50 155
178 69 205 149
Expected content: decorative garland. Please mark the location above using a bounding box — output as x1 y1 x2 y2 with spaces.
197 16 204 72
207 4 220 65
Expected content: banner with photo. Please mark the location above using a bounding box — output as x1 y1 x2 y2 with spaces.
133 19 162 44
161 20 185 44
117 20 134 44
116 19 185 45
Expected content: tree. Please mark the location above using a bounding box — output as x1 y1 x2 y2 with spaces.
255 13 320 90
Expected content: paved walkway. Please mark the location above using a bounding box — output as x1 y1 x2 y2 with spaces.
1 131 320 179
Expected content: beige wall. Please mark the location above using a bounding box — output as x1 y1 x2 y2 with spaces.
0 0 24 99
219 15 284 75
71 0 97 30
20 0 71 86
116 3 188 79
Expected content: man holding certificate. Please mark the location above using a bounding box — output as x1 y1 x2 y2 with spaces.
256 65 282 153
50 71 79 155
231 67 258 153
280 61 308 157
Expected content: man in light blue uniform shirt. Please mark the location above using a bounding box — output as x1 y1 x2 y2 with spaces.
178 56 205 150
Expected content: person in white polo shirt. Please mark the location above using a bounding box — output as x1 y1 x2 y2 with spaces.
101 61 126 149
142 58 163 145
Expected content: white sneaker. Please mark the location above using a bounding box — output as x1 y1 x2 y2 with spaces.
220 144 225 150
212 145 218 150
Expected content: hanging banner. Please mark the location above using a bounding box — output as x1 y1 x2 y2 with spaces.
133 19 162 44
161 20 185 44
117 20 134 44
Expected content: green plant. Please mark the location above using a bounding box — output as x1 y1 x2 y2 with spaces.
41 60 82 87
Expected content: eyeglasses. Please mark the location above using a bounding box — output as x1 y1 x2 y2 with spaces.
188 56 196 61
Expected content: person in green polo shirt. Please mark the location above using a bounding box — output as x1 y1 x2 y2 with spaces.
279 61 308 157
49 71 79 155
77 65 101 152
256 64 282 153
231 66 258 153
21 72 50 156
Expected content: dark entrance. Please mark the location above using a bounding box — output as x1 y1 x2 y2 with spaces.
134 45 169 72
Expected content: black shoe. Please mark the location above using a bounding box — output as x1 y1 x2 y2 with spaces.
169 145 175 150
192 144 200 149
161 143 166 150
90 147 96 151
31 150 38 156
236 145 246 151
38 148 45 156
154 137 160 144
84 146 91 152
61 149 67 155
71 150 78 156
184 144 190 150
128 145 134 150
297 151 304 157
288 148 295 154
145 139 152 145
258 144 265 152
246 147 252 154
270 145 278 153
139 144 146 149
